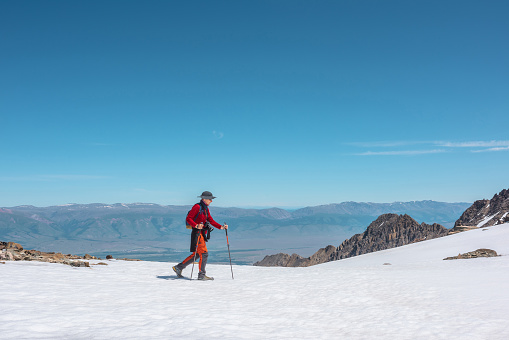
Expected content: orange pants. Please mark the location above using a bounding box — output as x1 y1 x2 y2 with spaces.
179 232 208 274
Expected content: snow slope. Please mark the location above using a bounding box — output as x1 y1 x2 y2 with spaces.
1 224 509 340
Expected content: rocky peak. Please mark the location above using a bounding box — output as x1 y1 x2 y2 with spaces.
330 214 448 261
454 188 509 228
254 213 448 267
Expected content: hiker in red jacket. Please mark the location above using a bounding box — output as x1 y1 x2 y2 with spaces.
173 191 228 280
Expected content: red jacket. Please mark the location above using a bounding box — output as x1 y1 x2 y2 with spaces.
186 202 222 229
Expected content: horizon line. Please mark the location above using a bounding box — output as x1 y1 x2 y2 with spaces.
1 199 473 210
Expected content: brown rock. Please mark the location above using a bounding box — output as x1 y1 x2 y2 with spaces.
71 261 90 267
6 242 23 251
26 250 43 257
443 248 499 260
106 255 113 260
8 250 21 261
118 258 142 261
51 253 65 261
93 262 108 266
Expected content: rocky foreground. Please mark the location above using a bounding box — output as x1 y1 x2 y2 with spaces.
0 241 140 267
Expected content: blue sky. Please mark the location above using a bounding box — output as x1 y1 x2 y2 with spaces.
1 0 508 208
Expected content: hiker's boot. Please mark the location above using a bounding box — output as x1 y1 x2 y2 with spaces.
172 265 183 278
198 274 214 281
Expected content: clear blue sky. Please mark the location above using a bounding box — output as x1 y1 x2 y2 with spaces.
1 0 508 208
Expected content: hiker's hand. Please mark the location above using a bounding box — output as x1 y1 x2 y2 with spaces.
222 224 228 230
196 223 204 229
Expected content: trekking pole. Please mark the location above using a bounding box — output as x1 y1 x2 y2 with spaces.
225 224 234 280
190 228 201 280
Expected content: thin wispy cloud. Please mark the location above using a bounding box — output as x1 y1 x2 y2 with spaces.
356 150 446 156
212 130 224 140
437 140 509 148
348 141 436 148
350 140 509 156
471 146 509 153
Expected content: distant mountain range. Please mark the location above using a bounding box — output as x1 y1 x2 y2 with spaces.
0 200 470 264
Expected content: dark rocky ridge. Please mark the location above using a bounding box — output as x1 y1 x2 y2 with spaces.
331 214 448 260
455 188 509 228
254 214 448 267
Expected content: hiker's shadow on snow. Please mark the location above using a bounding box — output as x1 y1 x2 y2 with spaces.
157 275 191 280
156 275 172 280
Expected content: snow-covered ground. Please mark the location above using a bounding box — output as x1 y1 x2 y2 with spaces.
2 224 509 340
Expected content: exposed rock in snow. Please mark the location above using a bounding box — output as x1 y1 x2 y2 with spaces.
443 248 498 260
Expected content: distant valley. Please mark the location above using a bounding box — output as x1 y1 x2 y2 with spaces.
0 201 470 264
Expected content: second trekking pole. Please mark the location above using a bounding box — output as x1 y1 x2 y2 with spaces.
225 225 234 280
190 228 201 280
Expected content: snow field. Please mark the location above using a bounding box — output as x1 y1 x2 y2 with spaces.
1 224 508 339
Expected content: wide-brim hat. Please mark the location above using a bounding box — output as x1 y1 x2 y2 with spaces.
198 191 217 200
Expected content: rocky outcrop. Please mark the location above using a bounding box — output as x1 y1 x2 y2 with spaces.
443 248 498 260
0 241 101 266
254 245 336 267
330 214 448 260
255 214 448 267
455 188 509 228
254 253 293 267
0 241 140 265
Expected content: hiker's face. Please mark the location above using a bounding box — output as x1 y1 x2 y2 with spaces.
203 199 212 206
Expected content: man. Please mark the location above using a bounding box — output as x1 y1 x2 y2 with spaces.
172 191 228 281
